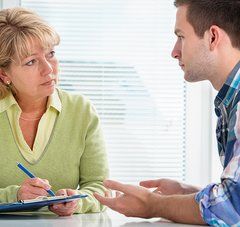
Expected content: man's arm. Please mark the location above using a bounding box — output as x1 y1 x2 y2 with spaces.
94 180 205 225
152 193 205 224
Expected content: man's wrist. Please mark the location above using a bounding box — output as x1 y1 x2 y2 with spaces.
148 192 163 218
181 183 201 195
149 193 204 224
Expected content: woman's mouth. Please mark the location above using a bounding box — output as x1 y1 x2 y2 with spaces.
41 80 55 86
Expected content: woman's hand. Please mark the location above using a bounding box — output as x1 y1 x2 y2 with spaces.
49 189 79 216
17 178 52 200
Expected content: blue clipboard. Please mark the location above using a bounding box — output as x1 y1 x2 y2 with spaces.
0 194 87 212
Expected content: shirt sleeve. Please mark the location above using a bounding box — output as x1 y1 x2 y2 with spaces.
195 104 240 226
75 102 109 213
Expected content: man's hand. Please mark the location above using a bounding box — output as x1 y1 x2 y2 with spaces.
94 180 156 218
140 178 201 195
94 179 205 225
49 189 79 216
17 178 51 200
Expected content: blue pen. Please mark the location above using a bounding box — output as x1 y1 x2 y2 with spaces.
17 162 55 196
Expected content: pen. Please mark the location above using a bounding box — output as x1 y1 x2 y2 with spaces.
17 162 55 196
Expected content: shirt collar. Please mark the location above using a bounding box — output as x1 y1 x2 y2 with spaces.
0 89 62 113
0 92 18 113
214 61 240 109
46 89 62 113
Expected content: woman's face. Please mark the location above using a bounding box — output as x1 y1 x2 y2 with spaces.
5 39 58 102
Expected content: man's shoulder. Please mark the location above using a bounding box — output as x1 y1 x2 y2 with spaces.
227 89 240 117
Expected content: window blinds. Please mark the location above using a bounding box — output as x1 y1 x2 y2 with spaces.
21 0 186 184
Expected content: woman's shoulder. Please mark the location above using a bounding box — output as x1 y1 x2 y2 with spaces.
57 88 91 104
56 88 95 113
56 88 100 125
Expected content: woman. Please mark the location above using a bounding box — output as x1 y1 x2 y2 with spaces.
0 7 108 216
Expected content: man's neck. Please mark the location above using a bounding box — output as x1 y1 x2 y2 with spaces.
211 54 240 91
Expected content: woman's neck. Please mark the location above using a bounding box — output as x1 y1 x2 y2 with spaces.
16 95 48 115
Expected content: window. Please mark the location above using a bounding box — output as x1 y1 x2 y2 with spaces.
3 0 213 186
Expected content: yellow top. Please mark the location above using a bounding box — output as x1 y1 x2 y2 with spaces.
0 90 61 163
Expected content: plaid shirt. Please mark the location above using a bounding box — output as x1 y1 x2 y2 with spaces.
195 61 240 226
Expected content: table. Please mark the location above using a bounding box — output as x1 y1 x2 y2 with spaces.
0 209 205 227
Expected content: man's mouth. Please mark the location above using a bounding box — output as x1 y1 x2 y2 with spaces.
179 62 185 69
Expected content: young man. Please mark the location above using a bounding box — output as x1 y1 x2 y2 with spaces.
94 0 240 225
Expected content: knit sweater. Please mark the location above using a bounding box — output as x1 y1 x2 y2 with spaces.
0 89 109 213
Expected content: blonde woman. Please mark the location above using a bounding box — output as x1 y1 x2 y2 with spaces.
0 7 108 216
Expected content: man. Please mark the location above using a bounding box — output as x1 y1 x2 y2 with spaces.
94 0 240 225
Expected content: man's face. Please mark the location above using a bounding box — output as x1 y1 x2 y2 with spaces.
171 5 213 82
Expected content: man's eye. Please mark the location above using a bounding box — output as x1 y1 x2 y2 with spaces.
25 59 36 66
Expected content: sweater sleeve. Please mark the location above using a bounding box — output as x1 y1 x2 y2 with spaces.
0 185 20 203
75 103 109 213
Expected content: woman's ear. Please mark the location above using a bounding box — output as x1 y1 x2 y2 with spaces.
0 68 11 85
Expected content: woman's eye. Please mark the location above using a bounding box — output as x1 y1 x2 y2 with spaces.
25 59 36 66
48 50 55 58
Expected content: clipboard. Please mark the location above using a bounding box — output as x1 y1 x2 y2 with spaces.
0 194 87 212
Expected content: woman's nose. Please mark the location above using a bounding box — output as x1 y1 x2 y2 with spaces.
41 59 53 76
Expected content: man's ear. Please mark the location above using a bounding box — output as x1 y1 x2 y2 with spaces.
208 25 222 51
0 68 10 84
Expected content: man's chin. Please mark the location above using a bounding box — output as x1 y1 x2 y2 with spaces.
184 72 204 83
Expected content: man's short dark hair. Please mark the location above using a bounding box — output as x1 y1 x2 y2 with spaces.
174 0 240 49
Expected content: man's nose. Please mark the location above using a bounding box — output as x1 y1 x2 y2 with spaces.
171 43 181 59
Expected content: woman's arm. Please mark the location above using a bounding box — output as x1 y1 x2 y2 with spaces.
0 185 20 203
50 102 109 215
76 104 109 213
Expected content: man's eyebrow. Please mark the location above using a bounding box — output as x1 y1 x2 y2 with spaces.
174 28 183 35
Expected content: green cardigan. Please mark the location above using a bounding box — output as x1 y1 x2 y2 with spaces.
0 89 109 213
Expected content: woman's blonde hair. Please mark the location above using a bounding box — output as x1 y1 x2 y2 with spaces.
0 7 60 99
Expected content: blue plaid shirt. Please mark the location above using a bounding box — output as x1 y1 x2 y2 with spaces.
195 61 240 226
